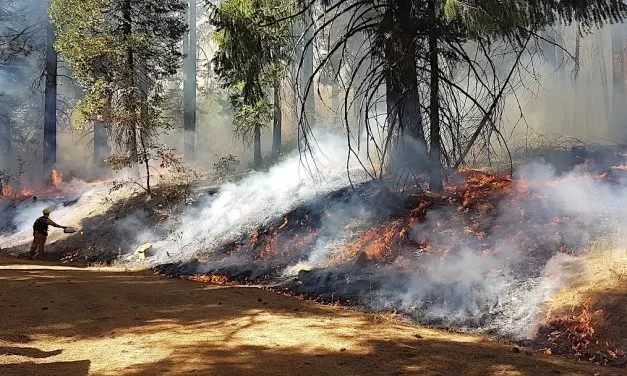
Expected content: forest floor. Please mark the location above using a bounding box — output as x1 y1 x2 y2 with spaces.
0 255 624 376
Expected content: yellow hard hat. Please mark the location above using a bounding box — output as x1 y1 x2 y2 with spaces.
42 208 51 215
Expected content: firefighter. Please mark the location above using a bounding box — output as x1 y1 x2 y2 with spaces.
29 208 67 260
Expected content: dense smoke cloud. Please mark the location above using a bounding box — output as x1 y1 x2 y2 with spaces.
147 128 376 261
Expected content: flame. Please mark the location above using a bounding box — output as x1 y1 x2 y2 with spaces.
51 168 62 190
347 222 415 263
1 184 13 197
250 231 260 248
541 300 598 357
1 185 37 198
19 188 34 197
610 165 627 171
187 274 237 285
0 172 112 199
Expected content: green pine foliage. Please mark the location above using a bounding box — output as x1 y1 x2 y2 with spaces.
211 0 294 144
51 0 187 192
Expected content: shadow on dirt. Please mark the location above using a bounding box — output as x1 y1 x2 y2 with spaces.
0 360 91 376
89 339 622 376
0 259 623 375
0 346 62 358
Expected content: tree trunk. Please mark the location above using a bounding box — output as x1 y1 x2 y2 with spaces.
385 69 400 141
382 0 425 175
1 116 11 157
139 127 151 196
291 22 302 137
399 74 423 141
428 0 443 192
5 121 10 157
397 0 423 142
302 12 315 129
183 0 197 161
93 121 110 166
611 23 625 140
138 95 152 195
272 77 282 157
43 19 57 182
541 27 557 136
597 30 611 121
253 124 262 169
540 28 557 69
122 0 140 178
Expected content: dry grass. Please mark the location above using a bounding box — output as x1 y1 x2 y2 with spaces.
543 244 627 359
548 246 626 311
0 255 624 376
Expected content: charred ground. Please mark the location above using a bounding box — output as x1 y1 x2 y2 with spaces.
154 167 626 367
1 157 626 368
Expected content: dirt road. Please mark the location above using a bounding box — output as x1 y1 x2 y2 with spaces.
0 256 622 376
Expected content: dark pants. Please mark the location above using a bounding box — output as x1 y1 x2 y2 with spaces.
29 234 47 259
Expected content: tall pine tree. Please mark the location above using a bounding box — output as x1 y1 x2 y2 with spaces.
291 0 627 191
51 0 187 193
183 0 197 161
212 0 294 169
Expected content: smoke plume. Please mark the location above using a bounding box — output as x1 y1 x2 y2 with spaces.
147 128 375 261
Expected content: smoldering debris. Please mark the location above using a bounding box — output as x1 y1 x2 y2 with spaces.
152 161 627 346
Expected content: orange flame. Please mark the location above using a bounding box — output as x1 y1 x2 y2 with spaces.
187 274 237 285
51 169 62 190
542 300 599 357
1 184 13 197
19 188 34 197
348 223 409 262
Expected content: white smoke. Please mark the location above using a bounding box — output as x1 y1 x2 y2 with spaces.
358 162 627 339
148 128 375 262
0 184 125 251
259 161 626 339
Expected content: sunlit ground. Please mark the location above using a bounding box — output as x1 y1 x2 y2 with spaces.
0 256 623 376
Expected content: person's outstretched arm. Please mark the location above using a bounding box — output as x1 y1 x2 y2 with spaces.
46 218 66 229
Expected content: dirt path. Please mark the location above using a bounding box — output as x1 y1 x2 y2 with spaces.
0 256 623 376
